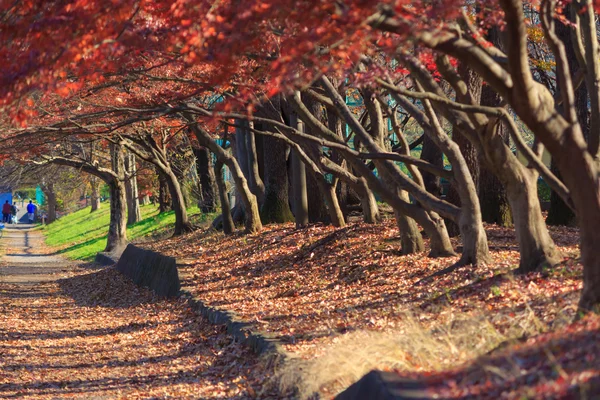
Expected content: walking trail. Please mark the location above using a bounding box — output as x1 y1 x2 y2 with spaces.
0 225 273 399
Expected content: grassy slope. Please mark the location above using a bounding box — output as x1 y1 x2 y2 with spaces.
43 203 212 260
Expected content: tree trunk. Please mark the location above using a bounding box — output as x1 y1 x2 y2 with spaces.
244 120 265 202
165 169 193 235
90 177 101 212
194 147 218 213
105 144 127 252
304 97 333 223
184 112 262 234
479 166 512 226
260 134 294 223
318 180 346 228
289 113 310 228
546 161 577 226
157 168 171 213
215 159 234 234
358 178 380 224
547 10 587 227
105 178 128 252
396 191 425 254
420 135 444 196
44 182 57 223
125 152 141 225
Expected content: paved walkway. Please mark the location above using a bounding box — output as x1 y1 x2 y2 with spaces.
0 224 271 399
0 224 72 284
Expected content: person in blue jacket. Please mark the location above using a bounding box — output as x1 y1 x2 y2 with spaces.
26 200 36 223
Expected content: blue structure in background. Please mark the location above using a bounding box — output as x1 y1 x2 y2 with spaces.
36 185 45 205
0 187 12 209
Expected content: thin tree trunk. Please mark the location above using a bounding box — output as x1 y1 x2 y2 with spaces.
318 180 345 228
215 159 234 234
244 120 265 202
125 152 141 225
165 169 193 235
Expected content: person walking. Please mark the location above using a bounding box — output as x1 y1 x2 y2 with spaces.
2 200 11 223
26 200 36 224
10 202 18 224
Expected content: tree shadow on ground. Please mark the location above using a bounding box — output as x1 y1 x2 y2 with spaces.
395 318 600 398
57 267 152 309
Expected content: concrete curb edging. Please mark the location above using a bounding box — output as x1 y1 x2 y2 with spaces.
179 288 290 363
95 252 118 266
334 370 429 400
96 247 289 363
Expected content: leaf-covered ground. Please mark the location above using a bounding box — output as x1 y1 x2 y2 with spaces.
0 266 276 399
142 218 600 397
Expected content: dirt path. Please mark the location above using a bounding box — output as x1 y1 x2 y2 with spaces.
0 226 275 399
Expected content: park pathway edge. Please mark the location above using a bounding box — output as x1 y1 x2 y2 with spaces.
97 246 291 367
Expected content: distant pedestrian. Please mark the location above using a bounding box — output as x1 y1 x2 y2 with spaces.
2 200 11 223
27 200 36 224
10 202 18 224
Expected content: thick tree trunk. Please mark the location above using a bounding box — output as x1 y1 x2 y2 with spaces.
215 159 234 234
90 176 101 212
44 183 57 223
105 178 128 252
504 169 561 272
105 144 127 252
194 147 218 213
546 161 577 226
260 133 294 223
396 191 425 254
546 12 587 227
157 168 171 213
125 152 141 225
479 166 512 226
420 135 444 196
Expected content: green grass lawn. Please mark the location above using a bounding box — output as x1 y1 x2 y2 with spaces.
43 203 214 260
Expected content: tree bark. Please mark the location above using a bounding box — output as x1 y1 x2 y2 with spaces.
547 10 586 226
124 152 141 225
90 176 101 212
157 168 171 213
184 112 262 233
106 144 128 253
243 120 265 202
194 147 218 213
215 159 234 234
260 135 294 224
420 135 444 196
43 182 57 223
165 168 193 235
290 113 309 228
